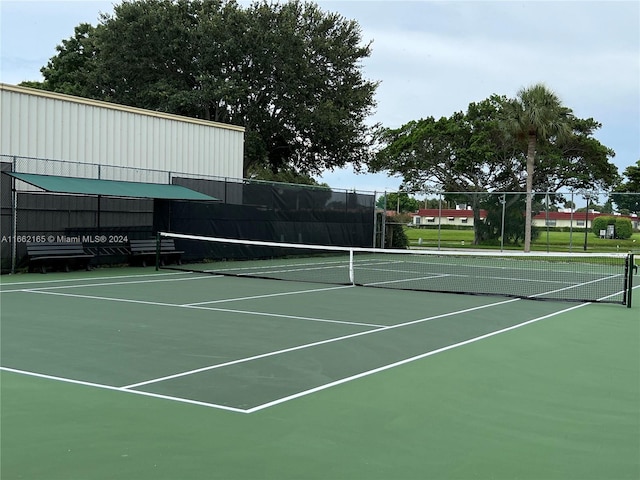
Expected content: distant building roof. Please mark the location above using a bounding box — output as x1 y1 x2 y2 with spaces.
532 211 637 221
415 209 637 221
417 209 485 218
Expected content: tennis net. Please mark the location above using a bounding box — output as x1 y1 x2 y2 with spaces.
159 232 636 306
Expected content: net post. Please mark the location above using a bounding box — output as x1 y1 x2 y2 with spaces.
625 253 635 308
349 249 355 285
155 232 161 271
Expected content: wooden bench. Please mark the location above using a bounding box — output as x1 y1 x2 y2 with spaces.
26 242 94 273
129 238 183 267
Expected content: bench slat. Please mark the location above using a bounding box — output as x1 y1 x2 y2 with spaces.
27 255 90 260
26 242 94 273
129 239 182 266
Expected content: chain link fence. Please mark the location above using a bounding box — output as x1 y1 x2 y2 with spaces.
0 155 377 273
398 190 639 252
2 155 637 271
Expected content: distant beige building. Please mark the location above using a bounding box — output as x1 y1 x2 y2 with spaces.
411 209 639 230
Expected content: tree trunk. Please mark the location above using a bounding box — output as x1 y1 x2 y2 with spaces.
471 194 482 245
472 208 480 245
524 134 536 252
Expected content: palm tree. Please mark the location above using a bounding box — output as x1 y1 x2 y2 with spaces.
505 83 574 252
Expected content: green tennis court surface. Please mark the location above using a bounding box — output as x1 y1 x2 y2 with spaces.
1 267 638 479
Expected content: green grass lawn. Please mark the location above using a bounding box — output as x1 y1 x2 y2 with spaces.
405 227 640 253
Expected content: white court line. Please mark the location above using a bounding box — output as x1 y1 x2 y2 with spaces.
184 284 355 306
363 270 624 296
23 289 385 329
3 273 359 310
528 274 622 298
0 270 194 288
1 274 221 293
245 301 591 413
358 265 608 285
121 298 519 389
247 283 639 412
0 366 246 413
198 258 349 274
364 273 451 286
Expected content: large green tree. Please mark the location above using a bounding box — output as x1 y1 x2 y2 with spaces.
370 96 525 244
375 192 420 213
503 83 574 252
371 97 519 194
611 160 640 214
31 0 378 179
370 91 618 247
530 118 618 191
22 23 101 97
475 193 534 246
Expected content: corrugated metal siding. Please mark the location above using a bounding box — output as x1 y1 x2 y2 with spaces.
1 84 244 180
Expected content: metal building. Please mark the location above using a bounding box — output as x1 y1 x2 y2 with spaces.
0 83 245 272
0 84 377 275
0 83 244 180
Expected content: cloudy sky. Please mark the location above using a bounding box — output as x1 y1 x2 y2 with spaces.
1 0 638 194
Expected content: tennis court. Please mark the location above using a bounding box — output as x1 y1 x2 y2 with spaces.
1 262 639 479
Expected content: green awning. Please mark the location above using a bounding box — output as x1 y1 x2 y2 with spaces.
5 172 218 201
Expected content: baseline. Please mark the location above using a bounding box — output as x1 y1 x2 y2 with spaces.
0 366 246 413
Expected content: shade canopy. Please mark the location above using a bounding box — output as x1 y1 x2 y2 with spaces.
5 172 217 201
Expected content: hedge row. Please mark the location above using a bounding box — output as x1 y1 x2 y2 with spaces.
591 216 633 239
